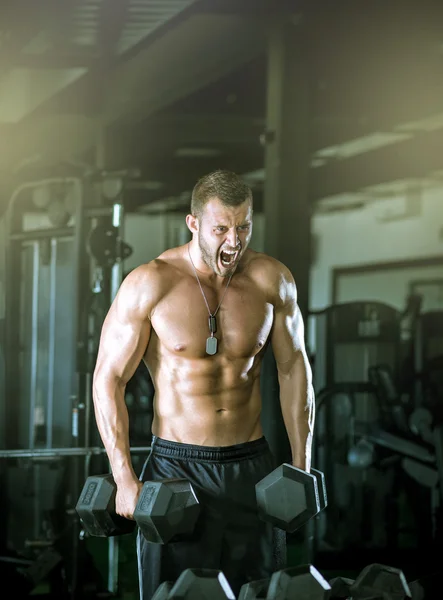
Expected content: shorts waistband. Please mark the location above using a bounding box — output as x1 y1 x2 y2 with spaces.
150 435 270 462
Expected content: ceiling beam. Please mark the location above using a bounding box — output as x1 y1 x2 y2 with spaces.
0 1 81 72
6 53 102 69
195 0 298 16
310 127 443 201
0 1 46 79
5 13 265 170
98 0 131 58
103 14 266 126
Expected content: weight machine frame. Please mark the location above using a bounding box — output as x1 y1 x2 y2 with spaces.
1 175 134 598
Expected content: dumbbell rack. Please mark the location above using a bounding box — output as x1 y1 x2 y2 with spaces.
0 444 151 597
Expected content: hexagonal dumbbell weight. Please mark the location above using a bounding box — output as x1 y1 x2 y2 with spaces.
349 563 412 599
255 464 327 533
152 581 174 600
238 565 331 600
268 564 331 600
134 478 201 544
167 568 236 600
328 576 355 598
238 578 271 600
76 474 200 544
75 474 135 537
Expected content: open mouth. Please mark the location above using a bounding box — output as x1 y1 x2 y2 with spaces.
220 249 239 268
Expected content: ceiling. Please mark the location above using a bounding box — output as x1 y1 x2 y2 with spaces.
1 0 443 215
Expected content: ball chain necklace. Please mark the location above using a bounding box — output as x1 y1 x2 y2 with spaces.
188 243 234 355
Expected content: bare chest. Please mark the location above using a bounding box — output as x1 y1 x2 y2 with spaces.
150 278 274 359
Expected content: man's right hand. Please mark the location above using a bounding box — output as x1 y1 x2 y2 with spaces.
115 477 143 520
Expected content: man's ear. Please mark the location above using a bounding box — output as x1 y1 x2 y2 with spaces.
186 213 199 234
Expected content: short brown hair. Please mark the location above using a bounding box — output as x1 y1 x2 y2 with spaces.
191 170 253 219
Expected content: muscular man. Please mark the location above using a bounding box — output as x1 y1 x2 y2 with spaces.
92 170 315 600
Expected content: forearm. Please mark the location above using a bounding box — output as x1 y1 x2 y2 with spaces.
278 352 315 471
92 373 137 485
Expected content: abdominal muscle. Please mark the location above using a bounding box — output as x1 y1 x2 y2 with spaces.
147 352 265 447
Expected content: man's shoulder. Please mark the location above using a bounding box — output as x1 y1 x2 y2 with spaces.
243 250 295 305
124 246 186 298
126 246 184 282
110 247 184 320
244 250 292 283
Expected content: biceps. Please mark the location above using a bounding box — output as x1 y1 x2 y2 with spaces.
95 308 151 384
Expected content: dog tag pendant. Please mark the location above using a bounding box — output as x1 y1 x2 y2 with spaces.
206 336 218 355
209 315 217 335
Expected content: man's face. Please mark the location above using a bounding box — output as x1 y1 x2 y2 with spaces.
197 197 253 277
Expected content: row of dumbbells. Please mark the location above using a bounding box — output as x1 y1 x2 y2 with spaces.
150 562 423 600
76 463 327 543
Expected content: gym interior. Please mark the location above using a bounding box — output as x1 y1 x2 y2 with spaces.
1 1 443 598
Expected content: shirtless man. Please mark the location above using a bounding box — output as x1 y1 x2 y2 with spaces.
92 170 315 600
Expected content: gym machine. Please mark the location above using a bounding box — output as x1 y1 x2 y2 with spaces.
309 301 402 556
0 167 147 598
310 298 443 572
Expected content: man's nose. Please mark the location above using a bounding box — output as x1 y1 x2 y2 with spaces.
226 228 239 248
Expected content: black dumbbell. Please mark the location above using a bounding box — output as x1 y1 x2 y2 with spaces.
349 563 412 599
166 568 236 600
238 578 270 600
152 581 174 600
255 465 327 533
76 473 201 544
329 576 355 598
239 565 331 600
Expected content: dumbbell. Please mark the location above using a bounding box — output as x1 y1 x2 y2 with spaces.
328 576 355 598
165 565 332 600
75 473 201 544
348 563 412 599
255 465 327 533
239 565 331 600
152 581 174 600
238 578 271 600
159 568 236 600
408 407 434 444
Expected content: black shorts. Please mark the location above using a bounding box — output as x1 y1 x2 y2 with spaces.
137 435 286 600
